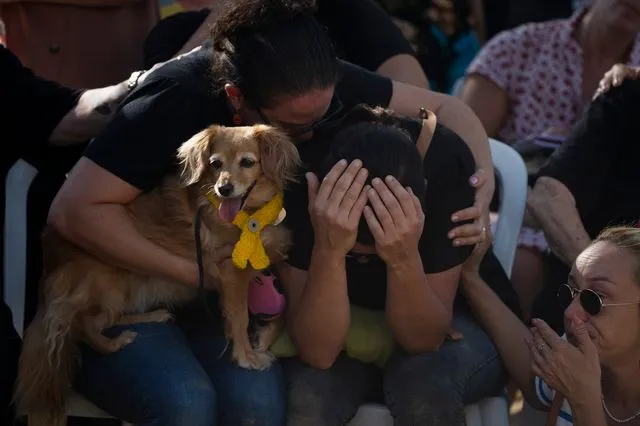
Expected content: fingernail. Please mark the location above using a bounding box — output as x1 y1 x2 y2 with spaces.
364 185 371 191
353 159 362 167
372 177 381 185
448 231 455 238
385 175 394 182
470 176 479 185
305 172 312 180
407 187 413 193
338 159 347 166
451 214 459 222
532 318 541 325
453 240 461 246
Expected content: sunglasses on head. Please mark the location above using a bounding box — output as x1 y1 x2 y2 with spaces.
557 283 640 316
257 95 344 137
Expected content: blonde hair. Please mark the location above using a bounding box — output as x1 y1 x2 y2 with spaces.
594 226 640 286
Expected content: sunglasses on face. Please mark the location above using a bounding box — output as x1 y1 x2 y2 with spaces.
557 283 640 316
257 95 344 137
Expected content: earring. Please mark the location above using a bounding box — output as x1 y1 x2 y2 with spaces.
232 111 242 125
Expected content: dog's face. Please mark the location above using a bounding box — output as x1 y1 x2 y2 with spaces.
177 125 300 223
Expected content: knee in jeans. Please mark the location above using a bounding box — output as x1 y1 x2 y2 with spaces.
222 387 286 426
385 358 461 418
143 379 216 426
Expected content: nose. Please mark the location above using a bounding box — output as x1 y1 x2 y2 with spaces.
218 183 234 197
564 297 588 325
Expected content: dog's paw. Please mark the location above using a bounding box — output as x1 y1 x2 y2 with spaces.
148 309 174 323
234 348 276 371
109 330 137 352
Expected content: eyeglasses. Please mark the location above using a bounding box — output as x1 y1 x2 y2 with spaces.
257 95 344 137
557 283 640 316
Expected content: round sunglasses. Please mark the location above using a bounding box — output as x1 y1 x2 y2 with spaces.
557 283 640 315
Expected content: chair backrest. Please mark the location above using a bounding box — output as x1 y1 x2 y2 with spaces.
489 138 528 277
3 159 39 337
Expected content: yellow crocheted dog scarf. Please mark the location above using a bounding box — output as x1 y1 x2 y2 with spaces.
206 191 284 270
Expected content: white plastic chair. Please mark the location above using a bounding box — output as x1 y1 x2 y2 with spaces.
348 139 528 426
3 159 114 423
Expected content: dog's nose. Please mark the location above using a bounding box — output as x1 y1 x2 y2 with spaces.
218 183 234 197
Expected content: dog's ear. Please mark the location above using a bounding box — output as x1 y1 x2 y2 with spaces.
177 126 219 186
254 125 301 189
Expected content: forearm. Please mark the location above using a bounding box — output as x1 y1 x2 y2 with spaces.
50 82 128 145
288 247 351 368
436 97 493 176
571 391 608 426
386 253 449 353
49 202 199 287
461 272 542 408
528 178 591 266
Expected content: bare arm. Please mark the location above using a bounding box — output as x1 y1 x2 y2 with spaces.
48 158 200 287
386 258 458 352
279 250 351 369
389 80 494 181
377 54 429 89
528 177 592 266
461 269 546 410
572 395 608 426
457 74 509 139
49 82 129 145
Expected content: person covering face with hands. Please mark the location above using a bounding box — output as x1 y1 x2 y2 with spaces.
279 106 508 426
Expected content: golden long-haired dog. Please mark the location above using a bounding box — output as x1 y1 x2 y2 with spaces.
15 124 300 425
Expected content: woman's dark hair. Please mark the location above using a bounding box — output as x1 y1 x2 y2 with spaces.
210 0 338 108
315 106 426 245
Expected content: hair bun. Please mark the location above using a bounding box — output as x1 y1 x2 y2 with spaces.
211 0 318 51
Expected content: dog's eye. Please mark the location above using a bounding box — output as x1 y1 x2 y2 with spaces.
239 158 256 168
211 159 223 169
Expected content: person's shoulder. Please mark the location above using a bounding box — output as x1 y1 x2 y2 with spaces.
1 45 30 78
143 46 214 96
479 18 566 60
424 124 476 178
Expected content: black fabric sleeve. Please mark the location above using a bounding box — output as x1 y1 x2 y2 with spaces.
336 60 393 111
317 0 415 71
1 46 82 150
419 124 475 273
534 80 640 218
83 77 207 192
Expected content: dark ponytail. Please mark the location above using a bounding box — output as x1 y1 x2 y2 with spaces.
211 0 338 108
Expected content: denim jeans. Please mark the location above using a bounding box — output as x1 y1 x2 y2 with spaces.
282 308 506 426
74 309 286 426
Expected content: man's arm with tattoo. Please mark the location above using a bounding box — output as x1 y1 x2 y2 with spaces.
527 177 592 266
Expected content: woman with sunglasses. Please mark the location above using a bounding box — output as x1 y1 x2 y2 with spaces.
461 226 640 426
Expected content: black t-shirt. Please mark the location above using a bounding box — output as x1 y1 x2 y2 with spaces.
143 0 414 72
532 79 640 333
84 46 393 192
283 122 476 310
1 45 82 157
535 79 640 238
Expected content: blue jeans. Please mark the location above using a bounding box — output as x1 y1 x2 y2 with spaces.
283 308 506 426
74 314 286 426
